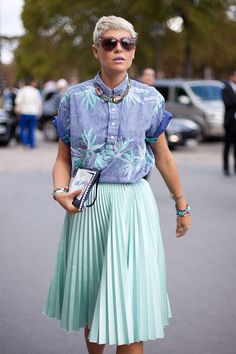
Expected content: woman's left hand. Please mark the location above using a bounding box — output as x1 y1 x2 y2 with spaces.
176 215 191 237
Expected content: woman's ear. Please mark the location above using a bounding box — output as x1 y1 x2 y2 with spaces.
92 44 99 59
132 48 136 60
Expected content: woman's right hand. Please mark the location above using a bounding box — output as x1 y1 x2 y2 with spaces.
54 190 82 214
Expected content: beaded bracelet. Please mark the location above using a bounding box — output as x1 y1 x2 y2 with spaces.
175 203 191 217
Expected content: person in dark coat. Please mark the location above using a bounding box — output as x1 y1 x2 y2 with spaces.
222 70 236 175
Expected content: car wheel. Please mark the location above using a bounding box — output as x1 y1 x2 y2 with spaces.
0 140 10 146
0 125 12 146
43 121 58 142
194 123 205 141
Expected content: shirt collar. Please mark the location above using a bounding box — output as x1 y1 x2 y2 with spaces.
94 72 129 97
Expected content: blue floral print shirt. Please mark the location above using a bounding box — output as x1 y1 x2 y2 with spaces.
55 73 172 183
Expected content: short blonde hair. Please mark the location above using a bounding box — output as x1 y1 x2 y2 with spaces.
93 15 138 44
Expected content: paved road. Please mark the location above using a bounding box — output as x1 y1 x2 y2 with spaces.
0 135 236 354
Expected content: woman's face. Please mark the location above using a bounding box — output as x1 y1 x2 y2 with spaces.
92 29 136 75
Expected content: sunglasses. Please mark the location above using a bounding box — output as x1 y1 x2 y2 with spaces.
97 36 136 52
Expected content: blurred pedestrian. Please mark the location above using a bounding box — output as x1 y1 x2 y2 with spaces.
15 78 42 149
56 78 68 94
42 79 68 118
43 15 191 354
139 67 156 86
139 68 157 180
222 69 236 175
54 78 68 109
3 82 22 142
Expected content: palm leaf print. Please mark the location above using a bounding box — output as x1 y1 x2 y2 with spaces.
124 87 143 106
75 86 99 110
146 92 164 118
72 156 84 170
113 138 134 156
78 129 104 151
119 146 146 179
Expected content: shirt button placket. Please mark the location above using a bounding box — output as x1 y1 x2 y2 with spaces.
107 103 119 145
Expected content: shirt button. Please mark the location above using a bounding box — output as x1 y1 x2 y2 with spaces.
112 108 116 112
111 136 115 139
111 122 115 126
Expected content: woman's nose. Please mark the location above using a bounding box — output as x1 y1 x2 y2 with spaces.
114 42 123 52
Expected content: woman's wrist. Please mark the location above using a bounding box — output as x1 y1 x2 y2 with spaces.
169 192 191 216
175 199 188 209
52 187 69 200
170 193 184 202
170 193 187 207
175 203 191 217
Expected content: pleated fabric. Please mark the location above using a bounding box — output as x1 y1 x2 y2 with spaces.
43 179 172 345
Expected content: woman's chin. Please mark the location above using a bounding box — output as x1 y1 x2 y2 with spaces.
104 64 130 74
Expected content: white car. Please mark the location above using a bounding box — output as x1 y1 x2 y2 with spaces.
155 79 224 138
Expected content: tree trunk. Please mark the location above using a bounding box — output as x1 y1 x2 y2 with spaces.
184 42 193 78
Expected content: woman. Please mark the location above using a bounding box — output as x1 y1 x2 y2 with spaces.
43 16 191 354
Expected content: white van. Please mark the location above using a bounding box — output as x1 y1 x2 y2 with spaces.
154 79 224 138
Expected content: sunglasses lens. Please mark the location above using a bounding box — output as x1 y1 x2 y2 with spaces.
99 37 136 51
101 38 117 51
121 38 136 51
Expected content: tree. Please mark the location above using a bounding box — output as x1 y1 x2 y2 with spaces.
15 0 236 82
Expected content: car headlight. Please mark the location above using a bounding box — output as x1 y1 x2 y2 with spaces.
168 134 180 143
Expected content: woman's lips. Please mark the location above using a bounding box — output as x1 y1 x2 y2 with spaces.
113 57 125 62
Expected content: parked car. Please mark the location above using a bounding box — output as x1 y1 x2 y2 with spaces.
154 79 224 138
0 109 16 146
37 90 60 142
38 109 200 149
166 117 201 150
38 80 68 142
38 115 58 142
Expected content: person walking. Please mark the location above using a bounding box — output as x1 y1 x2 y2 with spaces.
43 16 191 354
15 77 42 148
139 68 157 181
222 69 236 175
139 67 156 86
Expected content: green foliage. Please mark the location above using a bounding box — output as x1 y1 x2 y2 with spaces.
15 0 236 82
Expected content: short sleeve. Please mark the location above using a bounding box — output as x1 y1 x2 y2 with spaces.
53 92 70 146
145 90 172 144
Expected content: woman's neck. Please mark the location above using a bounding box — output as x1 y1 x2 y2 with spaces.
100 70 127 89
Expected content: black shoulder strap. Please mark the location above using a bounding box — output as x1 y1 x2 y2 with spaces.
86 175 100 208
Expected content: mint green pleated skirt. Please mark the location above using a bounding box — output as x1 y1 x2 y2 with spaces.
43 179 172 345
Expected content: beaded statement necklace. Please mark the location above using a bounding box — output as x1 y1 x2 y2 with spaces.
94 79 131 104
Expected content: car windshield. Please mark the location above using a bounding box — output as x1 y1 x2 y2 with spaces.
190 85 222 101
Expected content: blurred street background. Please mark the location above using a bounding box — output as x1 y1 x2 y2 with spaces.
1 1 236 354
0 135 236 354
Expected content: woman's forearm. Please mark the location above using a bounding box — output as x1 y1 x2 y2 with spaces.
52 158 71 189
155 152 187 208
52 140 72 189
52 141 81 213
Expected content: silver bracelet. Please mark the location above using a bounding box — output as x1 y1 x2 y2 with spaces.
52 187 69 199
170 193 184 202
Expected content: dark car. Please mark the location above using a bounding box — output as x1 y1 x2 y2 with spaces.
38 116 58 142
0 109 16 146
166 118 201 150
38 91 61 142
37 112 200 151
